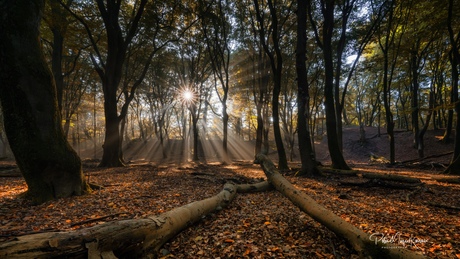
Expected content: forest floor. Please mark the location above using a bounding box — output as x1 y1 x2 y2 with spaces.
1 127 460 258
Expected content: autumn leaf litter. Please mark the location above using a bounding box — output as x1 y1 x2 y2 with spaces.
1 161 459 258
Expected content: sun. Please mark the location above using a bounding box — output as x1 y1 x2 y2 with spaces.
183 90 193 101
179 87 196 105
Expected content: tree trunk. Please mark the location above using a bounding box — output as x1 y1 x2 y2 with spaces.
50 18 65 113
445 0 460 173
255 102 264 156
322 1 350 170
0 183 238 258
256 154 425 259
192 110 199 162
99 93 124 167
253 0 288 170
296 0 319 176
417 91 434 158
222 106 229 162
0 0 89 204
410 49 421 156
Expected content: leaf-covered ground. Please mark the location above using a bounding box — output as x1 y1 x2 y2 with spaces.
1 160 459 258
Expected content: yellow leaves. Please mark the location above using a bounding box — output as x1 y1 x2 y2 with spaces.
264 221 271 225
359 223 368 229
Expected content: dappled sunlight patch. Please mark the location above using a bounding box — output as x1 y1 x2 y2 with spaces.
0 178 27 200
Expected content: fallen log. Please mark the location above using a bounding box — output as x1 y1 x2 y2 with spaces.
431 176 460 184
236 180 272 193
322 167 424 189
0 183 237 258
256 153 426 259
360 172 422 184
0 169 21 177
338 178 423 189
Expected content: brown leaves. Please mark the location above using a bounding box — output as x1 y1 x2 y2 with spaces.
1 162 459 258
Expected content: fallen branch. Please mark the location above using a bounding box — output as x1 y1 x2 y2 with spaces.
256 153 426 259
0 183 238 258
0 169 21 177
236 180 272 193
431 176 460 184
426 202 460 210
190 171 215 177
400 151 453 164
319 167 359 176
322 167 423 189
360 172 421 184
339 178 422 189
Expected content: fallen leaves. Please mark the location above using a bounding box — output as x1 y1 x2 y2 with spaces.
0 162 459 258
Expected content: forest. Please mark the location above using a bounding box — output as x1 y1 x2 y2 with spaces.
0 0 459 258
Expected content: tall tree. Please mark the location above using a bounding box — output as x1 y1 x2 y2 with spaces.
234 0 272 157
0 0 89 204
308 0 350 169
376 0 407 164
201 0 232 162
296 0 319 176
253 0 290 170
65 0 149 166
444 0 460 175
65 0 185 166
46 0 72 113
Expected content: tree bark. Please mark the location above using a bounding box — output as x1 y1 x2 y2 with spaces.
321 0 350 170
0 0 89 204
296 0 319 176
256 154 425 259
253 0 289 170
444 0 460 174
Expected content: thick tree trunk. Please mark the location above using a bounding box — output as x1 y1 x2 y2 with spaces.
296 0 319 176
0 183 238 258
322 3 350 170
99 97 124 167
253 0 288 170
445 0 460 173
256 154 426 259
0 0 89 204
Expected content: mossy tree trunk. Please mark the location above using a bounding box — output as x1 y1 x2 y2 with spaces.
0 0 89 204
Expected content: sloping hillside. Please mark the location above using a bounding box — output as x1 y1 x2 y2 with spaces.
315 127 454 166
